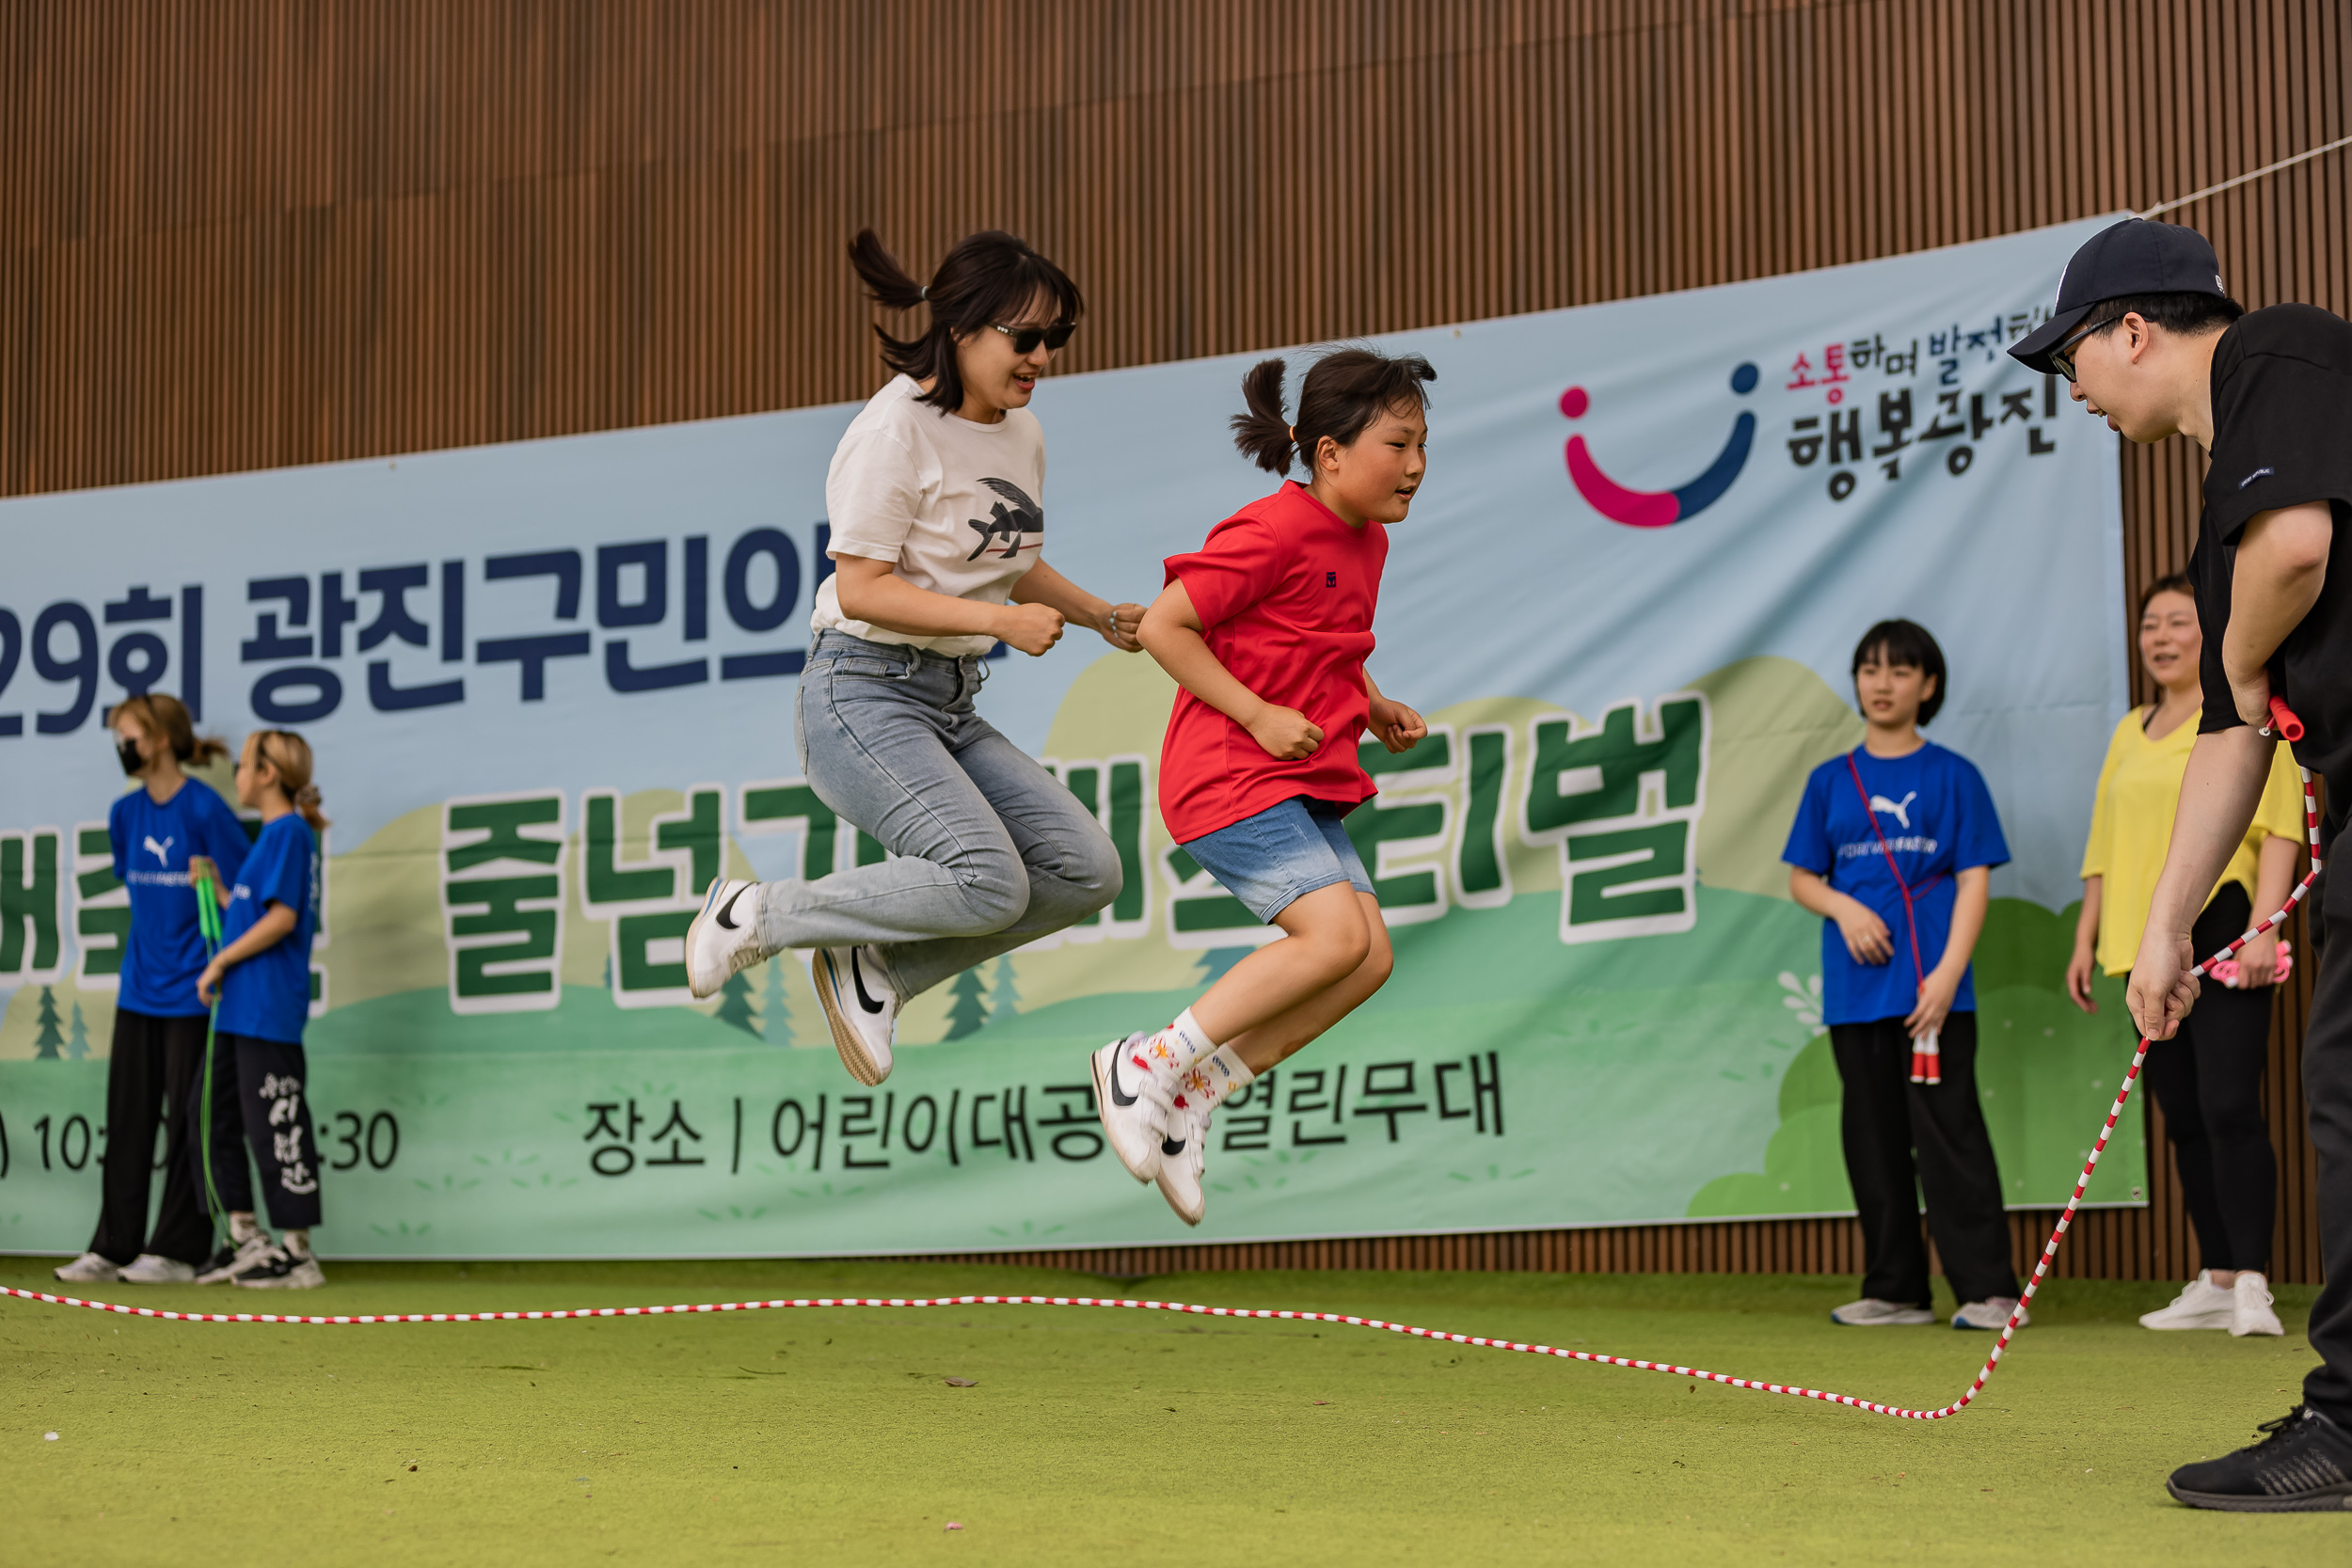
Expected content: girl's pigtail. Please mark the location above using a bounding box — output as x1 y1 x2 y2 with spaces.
188 735 231 766
1229 357 1295 474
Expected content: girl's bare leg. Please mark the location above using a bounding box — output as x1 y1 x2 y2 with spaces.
1184 883 1374 1046
1222 893 1392 1072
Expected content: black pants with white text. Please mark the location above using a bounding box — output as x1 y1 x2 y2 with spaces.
185 1032 323 1232
1831 1011 2019 1307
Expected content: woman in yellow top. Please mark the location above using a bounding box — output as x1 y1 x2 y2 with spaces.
2068 574 2301 1338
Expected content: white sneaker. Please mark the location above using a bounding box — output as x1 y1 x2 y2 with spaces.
1154 1100 1210 1227
1090 1034 1171 1182
685 878 766 1000
2231 1272 2284 1338
1829 1297 1935 1325
1952 1297 2027 1331
811 944 896 1085
119 1254 196 1284
52 1252 121 1285
2140 1271 2236 1331
197 1234 275 1285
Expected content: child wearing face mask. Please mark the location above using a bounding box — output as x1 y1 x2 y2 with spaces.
1089 347 1436 1227
53 694 249 1288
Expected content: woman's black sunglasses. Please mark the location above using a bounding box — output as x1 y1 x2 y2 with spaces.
991 321 1076 354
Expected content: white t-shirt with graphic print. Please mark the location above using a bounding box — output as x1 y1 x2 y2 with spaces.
813 374 1046 656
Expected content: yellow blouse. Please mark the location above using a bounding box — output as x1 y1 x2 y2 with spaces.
2080 705 2307 976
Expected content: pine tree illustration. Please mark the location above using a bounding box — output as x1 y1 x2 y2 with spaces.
67 1001 89 1060
714 970 759 1037
33 986 66 1060
987 954 1020 1024
761 957 793 1047
945 968 988 1039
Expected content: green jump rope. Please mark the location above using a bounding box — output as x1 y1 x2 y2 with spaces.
191 865 229 1232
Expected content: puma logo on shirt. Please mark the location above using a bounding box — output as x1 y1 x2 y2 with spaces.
1869 791 1917 829
144 834 175 864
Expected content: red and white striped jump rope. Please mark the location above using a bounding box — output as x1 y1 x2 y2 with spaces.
5 703 2321 1421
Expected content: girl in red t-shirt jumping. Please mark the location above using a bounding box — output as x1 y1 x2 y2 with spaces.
1092 347 1435 1225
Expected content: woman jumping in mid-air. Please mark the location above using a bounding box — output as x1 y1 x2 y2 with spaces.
687 228 1146 1086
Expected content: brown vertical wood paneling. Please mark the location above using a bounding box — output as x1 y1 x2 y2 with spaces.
4 0 2345 1281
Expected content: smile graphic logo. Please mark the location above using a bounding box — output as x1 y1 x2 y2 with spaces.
1560 362 1759 528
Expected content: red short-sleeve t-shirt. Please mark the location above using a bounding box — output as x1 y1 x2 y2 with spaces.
1157 481 1389 842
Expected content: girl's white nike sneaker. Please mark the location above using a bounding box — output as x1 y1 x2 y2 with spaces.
1155 1101 1210 1227
1090 1034 1171 1182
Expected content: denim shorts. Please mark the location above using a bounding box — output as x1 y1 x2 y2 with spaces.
1181 796 1375 923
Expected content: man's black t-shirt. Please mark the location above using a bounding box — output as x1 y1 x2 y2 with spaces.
2192 303 2352 802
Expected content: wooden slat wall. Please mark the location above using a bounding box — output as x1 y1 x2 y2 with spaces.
4 0 2345 1281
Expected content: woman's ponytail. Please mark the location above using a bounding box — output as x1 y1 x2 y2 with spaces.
847 228 1084 413
848 229 930 313
1229 357 1296 474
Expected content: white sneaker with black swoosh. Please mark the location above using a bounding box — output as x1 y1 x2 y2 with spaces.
812 944 897 1085
1091 1033 1172 1182
1154 1100 1209 1226
686 879 766 999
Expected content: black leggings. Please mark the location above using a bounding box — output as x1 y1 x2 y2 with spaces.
2140 881 2277 1273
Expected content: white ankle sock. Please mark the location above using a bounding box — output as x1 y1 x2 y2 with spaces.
229 1212 262 1244
1174 1045 1254 1114
284 1229 311 1259
1141 1007 1219 1087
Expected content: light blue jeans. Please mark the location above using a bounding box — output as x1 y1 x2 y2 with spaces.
755 629 1121 1001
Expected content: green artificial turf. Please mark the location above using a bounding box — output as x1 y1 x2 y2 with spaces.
3 1257 2340 1564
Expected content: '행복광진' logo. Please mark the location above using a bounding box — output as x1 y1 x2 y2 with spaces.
1560 362 1758 529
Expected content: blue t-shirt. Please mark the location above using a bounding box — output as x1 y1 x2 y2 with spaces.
215 814 320 1045
1782 742 2010 1026
109 781 251 1018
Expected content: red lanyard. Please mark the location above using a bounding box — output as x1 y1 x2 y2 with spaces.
1844 751 1944 1085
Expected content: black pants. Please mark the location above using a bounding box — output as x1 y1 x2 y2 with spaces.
1832 1010 2019 1307
185 1032 323 1231
88 1009 216 1265
2301 866 2352 1426
2142 882 2277 1273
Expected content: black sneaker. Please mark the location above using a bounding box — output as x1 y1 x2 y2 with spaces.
230 1243 325 1291
196 1234 272 1285
2168 1405 2352 1512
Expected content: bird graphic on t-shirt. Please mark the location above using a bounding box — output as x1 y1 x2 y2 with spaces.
964 478 1044 561
1867 792 1917 830
143 834 175 864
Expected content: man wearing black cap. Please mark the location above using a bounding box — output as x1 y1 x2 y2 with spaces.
2013 215 2352 1511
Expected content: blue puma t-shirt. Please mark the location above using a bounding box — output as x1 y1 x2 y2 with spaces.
109 780 252 1017
215 813 320 1045
1782 742 2010 1026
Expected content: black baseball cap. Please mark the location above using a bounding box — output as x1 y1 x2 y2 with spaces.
2008 218 2229 374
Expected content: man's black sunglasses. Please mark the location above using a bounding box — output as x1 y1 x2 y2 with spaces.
2049 312 2122 384
991 321 1076 354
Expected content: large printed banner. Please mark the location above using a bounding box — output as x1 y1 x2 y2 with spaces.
0 219 2135 1258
